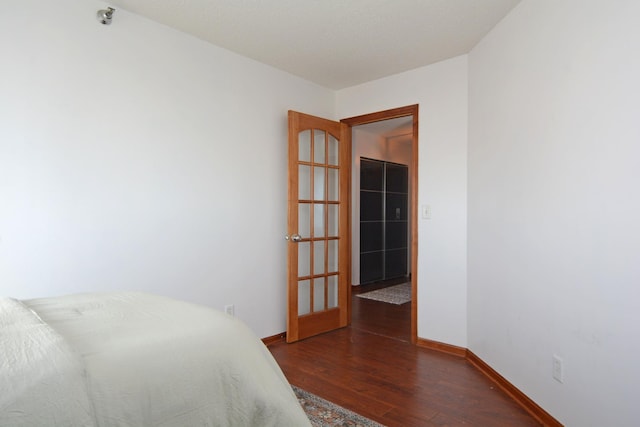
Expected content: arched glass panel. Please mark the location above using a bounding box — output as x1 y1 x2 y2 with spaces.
328 134 339 166
313 129 325 164
299 130 311 162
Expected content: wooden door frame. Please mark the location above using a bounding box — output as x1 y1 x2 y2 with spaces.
341 104 419 344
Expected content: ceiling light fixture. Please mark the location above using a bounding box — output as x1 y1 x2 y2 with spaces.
97 7 115 25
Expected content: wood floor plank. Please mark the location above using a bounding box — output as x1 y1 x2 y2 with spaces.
269 282 542 427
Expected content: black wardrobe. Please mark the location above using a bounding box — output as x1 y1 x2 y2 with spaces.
359 158 409 284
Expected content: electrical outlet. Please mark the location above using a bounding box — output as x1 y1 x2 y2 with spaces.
552 355 564 383
224 304 235 316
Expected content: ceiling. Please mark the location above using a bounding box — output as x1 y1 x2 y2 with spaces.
107 0 521 90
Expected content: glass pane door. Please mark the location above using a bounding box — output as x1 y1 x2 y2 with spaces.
287 110 349 342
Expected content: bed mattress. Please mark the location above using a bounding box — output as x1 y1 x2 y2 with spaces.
0 292 310 427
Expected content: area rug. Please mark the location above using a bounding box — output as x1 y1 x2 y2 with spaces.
293 385 385 427
355 282 411 305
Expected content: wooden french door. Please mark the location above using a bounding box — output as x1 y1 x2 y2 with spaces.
286 111 350 342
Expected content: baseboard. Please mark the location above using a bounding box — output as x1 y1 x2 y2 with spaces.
417 339 562 426
266 332 561 426
466 350 563 427
262 332 286 346
416 337 467 357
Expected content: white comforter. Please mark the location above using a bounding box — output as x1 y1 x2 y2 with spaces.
0 292 310 427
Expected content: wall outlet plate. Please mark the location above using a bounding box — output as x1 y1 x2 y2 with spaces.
224 304 235 316
552 355 564 383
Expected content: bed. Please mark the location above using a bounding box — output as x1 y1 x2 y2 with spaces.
0 292 311 427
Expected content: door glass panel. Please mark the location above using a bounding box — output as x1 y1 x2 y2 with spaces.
328 134 339 166
298 130 311 162
299 165 311 200
328 205 338 237
313 240 325 275
328 168 338 201
313 167 325 201
298 203 310 238
327 275 338 308
328 239 338 273
298 242 310 277
313 204 325 237
298 280 310 315
313 277 325 312
313 130 325 164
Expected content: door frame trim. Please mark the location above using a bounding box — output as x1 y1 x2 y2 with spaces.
341 104 419 344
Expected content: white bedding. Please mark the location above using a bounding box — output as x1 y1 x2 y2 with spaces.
0 292 310 427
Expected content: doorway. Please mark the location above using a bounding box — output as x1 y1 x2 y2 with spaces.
341 105 418 343
286 106 418 343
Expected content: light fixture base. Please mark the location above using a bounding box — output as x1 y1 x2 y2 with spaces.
97 7 115 25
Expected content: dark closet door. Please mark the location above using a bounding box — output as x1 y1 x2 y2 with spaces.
359 159 384 284
384 163 408 279
360 158 408 284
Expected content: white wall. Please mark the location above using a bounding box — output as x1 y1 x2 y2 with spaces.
7 1 635 422
337 56 468 347
351 128 412 286
0 0 334 338
468 1 640 425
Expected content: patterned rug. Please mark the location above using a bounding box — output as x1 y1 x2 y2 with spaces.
355 282 411 305
293 386 385 427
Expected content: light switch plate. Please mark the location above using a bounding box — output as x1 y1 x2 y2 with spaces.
421 205 431 219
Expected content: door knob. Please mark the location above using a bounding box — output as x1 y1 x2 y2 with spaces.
285 233 302 242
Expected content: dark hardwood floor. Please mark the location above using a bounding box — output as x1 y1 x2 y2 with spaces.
269 280 541 426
